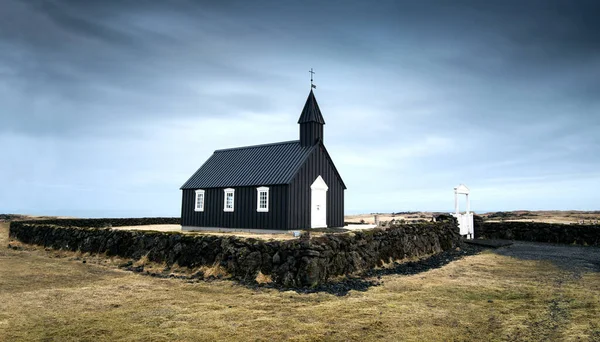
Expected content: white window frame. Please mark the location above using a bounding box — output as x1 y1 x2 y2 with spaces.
256 187 269 212
194 189 205 212
223 188 235 212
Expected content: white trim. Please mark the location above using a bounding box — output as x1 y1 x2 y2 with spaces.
194 189 205 212
223 188 235 212
454 184 470 195
256 186 269 212
310 175 329 191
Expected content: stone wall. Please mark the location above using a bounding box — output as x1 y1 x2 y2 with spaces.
9 220 461 287
475 222 600 246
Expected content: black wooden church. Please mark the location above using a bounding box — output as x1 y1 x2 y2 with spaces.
180 90 346 231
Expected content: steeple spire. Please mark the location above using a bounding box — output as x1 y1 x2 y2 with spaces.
298 90 325 124
298 90 325 146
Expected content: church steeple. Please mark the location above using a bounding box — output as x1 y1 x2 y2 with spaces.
298 89 325 147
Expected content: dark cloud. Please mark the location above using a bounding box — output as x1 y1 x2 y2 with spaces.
2 0 598 138
33 1 140 46
1 0 299 136
1 0 599 214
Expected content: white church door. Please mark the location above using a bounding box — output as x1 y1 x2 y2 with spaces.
310 175 328 228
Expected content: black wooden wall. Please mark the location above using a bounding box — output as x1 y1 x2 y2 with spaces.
181 185 288 230
287 144 345 229
300 122 324 147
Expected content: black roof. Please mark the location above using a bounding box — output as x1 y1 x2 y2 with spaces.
298 90 325 124
180 141 316 189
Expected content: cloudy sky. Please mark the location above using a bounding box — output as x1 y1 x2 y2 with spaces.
1 0 599 217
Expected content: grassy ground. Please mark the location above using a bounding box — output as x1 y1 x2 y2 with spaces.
1 222 599 341
480 210 600 224
112 225 298 240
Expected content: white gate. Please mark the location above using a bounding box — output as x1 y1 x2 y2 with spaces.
451 184 474 239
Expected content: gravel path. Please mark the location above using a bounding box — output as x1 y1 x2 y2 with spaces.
492 241 600 273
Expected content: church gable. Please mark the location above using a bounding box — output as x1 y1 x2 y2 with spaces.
289 142 346 189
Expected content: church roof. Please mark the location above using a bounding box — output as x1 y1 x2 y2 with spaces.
180 141 316 189
297 90 325 124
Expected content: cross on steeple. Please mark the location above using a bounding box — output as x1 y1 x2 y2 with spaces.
309 68 316 89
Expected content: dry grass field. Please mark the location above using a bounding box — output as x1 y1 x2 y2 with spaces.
345 212 436 224
346 210 600 225
112 225 298 240
1 221 600 341
480 210 600 224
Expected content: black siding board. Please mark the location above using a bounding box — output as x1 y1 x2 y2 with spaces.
299 122 324 147
288 145 345 229
181 185 288 230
